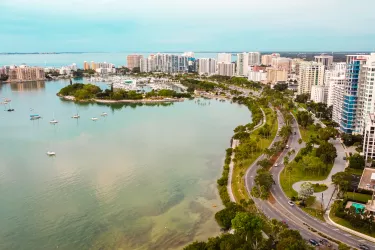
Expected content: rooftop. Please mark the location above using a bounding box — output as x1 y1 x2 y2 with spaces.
358 168 375 191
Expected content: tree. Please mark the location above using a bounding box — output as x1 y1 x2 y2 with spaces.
298 138 303 144
283 156 289 166
349 153 365 169
341 134 363 147
0 74 9 81
258 159 272 169
298 182 314 204
276 229 311 250
318 127 337 141
332 172 352 197
295 94 310 103
274 83 288 92
316 141 337 164
132 67 140 73
183 241 207 250
280 125 292 139
231 212 263 234
296 111 314 128
254 169 274 199
214 203 244 229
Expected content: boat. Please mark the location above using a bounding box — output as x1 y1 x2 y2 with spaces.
7 108 15 112
46 151 56 156
50 112 58 124
30 115 41 120
91 117 98 121
100 112 108 116
72 114 80 119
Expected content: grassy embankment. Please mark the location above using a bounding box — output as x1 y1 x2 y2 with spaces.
231 107 277 202
330 210 375 238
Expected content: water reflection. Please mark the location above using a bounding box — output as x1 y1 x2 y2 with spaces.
10 81 45 92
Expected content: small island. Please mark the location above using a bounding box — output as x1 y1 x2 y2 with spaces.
57 83 192 103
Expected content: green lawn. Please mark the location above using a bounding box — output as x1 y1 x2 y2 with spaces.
299 126 318 143
302 207 325 221
232 107 277 202
330 210 375 238
280 161 333 198
313 184 328 193
345 192 372 203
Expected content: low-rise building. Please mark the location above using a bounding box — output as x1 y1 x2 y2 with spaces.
248 70 267 82
8 66 45 82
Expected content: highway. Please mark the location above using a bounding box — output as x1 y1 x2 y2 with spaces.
245 108 375 249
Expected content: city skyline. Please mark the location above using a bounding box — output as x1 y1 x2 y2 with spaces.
1 0 375 52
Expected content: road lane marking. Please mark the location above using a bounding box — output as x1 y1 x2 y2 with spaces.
333 229 339 231
344 234 351 237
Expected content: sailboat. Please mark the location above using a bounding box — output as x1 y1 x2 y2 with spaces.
7 103 14 112
91 117 98 121
71 105 80 118
100 112 108 116
46 151 56 156
50 112 58 124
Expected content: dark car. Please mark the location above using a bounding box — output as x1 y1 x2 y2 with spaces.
359 244 370 250
319 239 331 247
309 239 319 246
294 132 296 135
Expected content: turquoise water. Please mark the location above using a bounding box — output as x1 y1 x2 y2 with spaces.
352 203 366 213
0 80 251 250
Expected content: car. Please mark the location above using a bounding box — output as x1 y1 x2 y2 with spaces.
319 239 331 246
309 239 319 246
359 244 370 250
274 163 278 167
294 132 296 135
288 201 294 206
343 156 347 160
285 145 289 149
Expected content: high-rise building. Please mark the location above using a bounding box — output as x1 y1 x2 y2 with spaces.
236 53 249 76
329 76 346 124
261 53 280 66
340 55 369 134
297 62 325 95
217 53 232 63
91 61 96 70
266 68 288 83
127 55 144 70
248 52 261 66
83 61 90 70
310 85 326 103
198 58 217 75
271 57 292 73
355 53 375 134
363 113 375 161
139 53 189 74
315 54 334 70
217 62 235 77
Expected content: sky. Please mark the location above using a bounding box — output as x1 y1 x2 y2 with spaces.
1 0 375 52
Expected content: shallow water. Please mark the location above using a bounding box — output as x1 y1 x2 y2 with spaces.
0 80 251 250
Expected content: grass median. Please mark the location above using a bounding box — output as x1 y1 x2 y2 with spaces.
232 107 278 202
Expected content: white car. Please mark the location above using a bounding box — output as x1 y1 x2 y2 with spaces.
285 145 289 149
274 163 278 167
288 201 294 206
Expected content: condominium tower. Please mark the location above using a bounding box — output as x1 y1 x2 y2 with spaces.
127 55 144 70
315 54 334 70
217 53 232 63
297 62 325 95
217 62 235 77
198 58 217 75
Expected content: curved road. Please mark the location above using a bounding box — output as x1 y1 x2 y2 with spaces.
245 109 375 249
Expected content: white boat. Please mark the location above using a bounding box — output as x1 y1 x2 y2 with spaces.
101 112 108 116
46 151 56 156
91 117 98 121
50 112 58 124
72 114 80 119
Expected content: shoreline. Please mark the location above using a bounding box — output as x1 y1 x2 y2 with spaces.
58 94 185 104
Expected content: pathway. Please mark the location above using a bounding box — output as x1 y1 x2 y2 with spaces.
291 137 347 209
